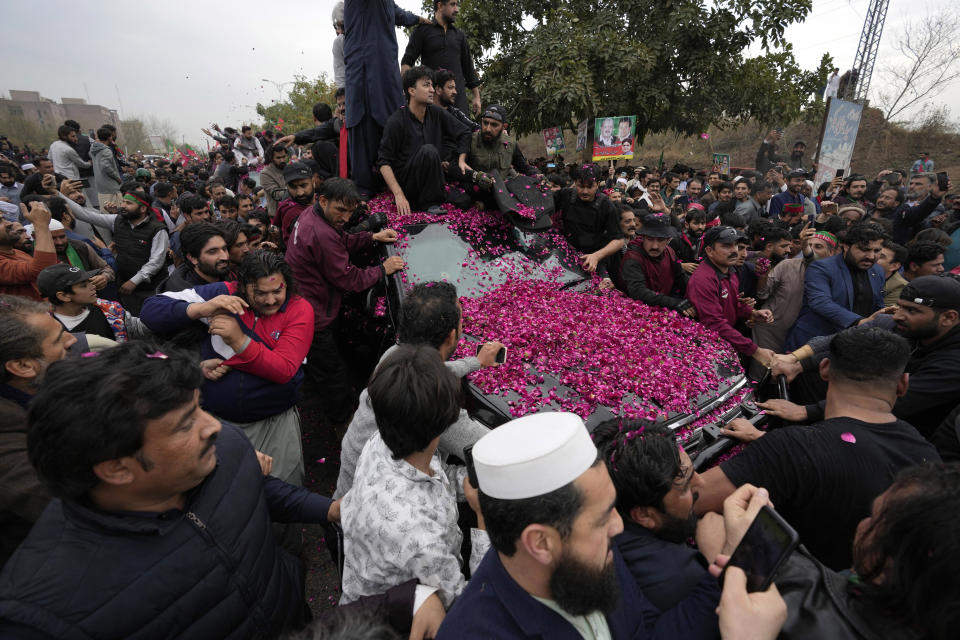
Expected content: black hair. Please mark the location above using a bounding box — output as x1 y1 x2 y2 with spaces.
750 181 772 196
120 180 145 196
843 222 886 247
367 344 462 459
434 69 456 89
154 182 174 199
0 295 51 383
266 143 287 160
827 326 910 387
247 209 270 227
27 342 204 501
592 420 681 515
216 195 238 211
719 210 744 228
685 208 707 224
398 281 461 348
56 124 74 141
402 66 435 101
480 457 602 556
180 221 226 262
906 241 945 271
242 177 257 190
222 151 236 163
884 240 909 266
96 127 113 142
335 87 345 99
206 177 225 188
241 125 252 133
237 193 255 205
312 103 333 123
747 218 773 238
237 249 297 301
758 227 792 249
181 194 208 217
881 186 905 205
909 228 952 248
319 178 360 207
63 119 81 131
716 181 734 193
218 219 244 246
101 123 116 133
854 463 960 640
45 196 67 222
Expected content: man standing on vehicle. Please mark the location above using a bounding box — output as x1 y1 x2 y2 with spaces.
285 178 404 430
554 163 624 279
401 0 482 116
686 226 775 367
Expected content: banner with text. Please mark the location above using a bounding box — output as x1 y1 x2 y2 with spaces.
813 97 864 189
592 116 635 161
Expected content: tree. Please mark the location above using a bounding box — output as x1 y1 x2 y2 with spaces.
873 11 960 123
455 0 829 139
256 74 337 135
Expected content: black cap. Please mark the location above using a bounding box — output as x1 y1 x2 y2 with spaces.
787 168 808 179
481 105 506 122
639 213 674 238
900 275 960 311
283 162 312 184
702 225 740 247
37 263 101 300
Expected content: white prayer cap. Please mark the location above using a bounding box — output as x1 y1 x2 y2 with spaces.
473 412 597 500
22 220 64 238
20 163 35 171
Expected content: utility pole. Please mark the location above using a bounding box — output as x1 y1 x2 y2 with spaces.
842 0 890 103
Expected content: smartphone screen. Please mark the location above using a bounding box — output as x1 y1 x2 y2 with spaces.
722 505 799 592
937 172 949 191
475 343 507 363
835 169 845 178
463 445 478 488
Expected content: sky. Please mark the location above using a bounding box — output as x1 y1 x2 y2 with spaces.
1 0 956 149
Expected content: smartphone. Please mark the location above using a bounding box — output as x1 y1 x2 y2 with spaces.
463 445 478 489
721 505 799 592
547 163 556 169
475 343 507 364
835 169 845 178
77 177 91 188
937 172 949 191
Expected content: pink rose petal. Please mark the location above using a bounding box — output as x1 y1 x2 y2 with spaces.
840 432 856 444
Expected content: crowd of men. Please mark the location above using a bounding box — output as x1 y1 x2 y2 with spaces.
1 0 959 638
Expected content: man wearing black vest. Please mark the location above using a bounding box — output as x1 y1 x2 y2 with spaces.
61 181 168 314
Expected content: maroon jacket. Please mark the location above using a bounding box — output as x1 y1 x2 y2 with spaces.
284 204 381 331
686 260 757 356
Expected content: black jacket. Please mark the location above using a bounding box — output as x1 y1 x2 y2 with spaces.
160 262 215 294
0 424 332 639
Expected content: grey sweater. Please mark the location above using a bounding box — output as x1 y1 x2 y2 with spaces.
333 345 490 499
90 141 121 194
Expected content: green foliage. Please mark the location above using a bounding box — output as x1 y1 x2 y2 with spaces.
455 0 831 139
256 74 336 134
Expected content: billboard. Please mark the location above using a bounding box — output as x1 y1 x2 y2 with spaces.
592 115 635 161
576 120 588 152
711 153 731 176
813 97 864 189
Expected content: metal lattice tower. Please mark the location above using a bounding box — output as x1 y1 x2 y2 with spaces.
842 0 891 103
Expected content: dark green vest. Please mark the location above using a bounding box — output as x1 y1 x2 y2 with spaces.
469 132 516 174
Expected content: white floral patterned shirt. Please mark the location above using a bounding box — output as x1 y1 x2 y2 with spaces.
340 432 490 608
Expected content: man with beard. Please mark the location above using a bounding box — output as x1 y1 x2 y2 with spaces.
47 217 113 291
233 126 264 167
259 144 289 220
592 420 721 637
63 187 169 314
738 227 792 299
699 326 940 571
438 412 758 639
285 178 403 430
219 219 251 277
770 275 960 440
834 174 871 209
753 229 836 360
734 180 773 223
456 105 536 193
554 163 624 278
687 226 775 367
0 294 76 564
621 213 695 316
768 169 811 220
788 140 807 171
903 241 945 281
433 69 478 133
161 222 229 293
274 163 316 245
673 206 707 270
786 222 886 350
0 201 57 300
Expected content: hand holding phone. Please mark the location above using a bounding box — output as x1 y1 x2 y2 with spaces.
721 505 799 592
936 171 949 192
476 342 507 366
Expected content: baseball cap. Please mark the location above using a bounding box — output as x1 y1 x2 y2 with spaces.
135 168 151 178
37 263 101 300
481 105 507 123
900 275 960 311
702 225 739 246
639 213 674 238
283 162 312 184
787 169 808 179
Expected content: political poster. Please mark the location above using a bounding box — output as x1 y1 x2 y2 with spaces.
576 120 588 152
711 153 731 176
542 127 565 156
592 115 635 161
813 97 864 189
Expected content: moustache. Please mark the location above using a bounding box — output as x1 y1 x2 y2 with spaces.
199 430 219 458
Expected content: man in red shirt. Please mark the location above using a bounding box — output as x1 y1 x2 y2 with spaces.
686 225 775 368
285 178 404 429
0 201 57 300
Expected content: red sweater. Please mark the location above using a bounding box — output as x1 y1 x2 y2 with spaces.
686 261 757 356
0 250 57 300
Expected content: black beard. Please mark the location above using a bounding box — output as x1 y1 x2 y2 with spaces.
198 260 229 279
120 208 143 220
291 193 313 205
654 506 698 544
274 161 287 170
549 546 620 617
894 320 940 341
481 133 496 144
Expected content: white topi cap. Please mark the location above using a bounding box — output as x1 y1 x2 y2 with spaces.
473 412 597 500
